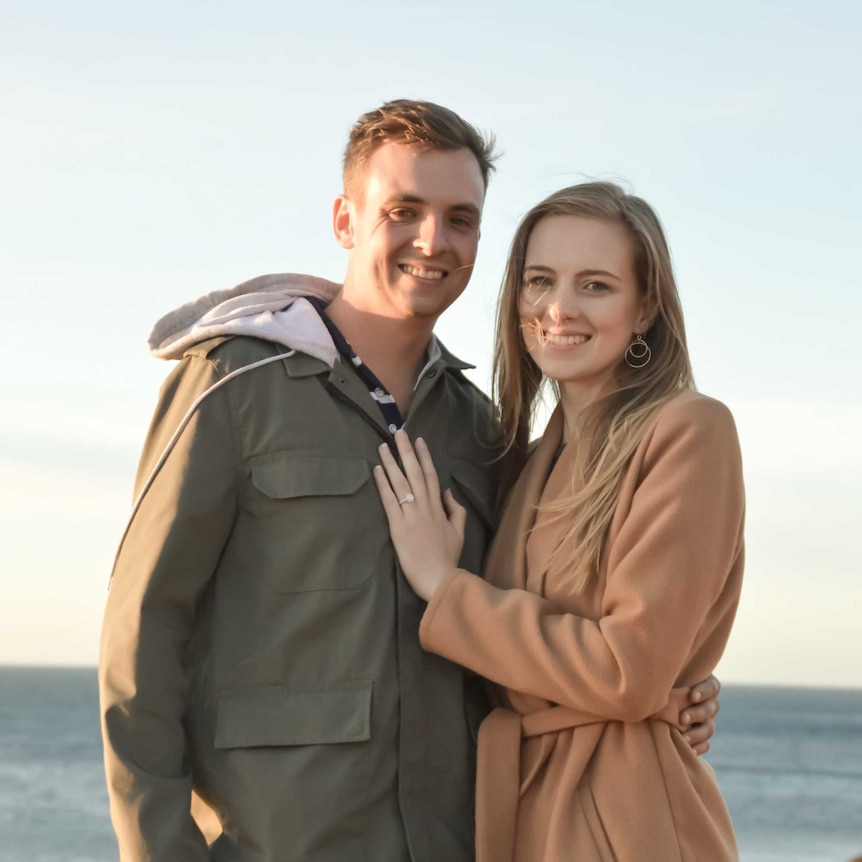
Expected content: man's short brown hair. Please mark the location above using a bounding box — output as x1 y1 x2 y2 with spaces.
343 99 498 197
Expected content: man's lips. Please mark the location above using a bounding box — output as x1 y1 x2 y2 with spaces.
399 263 447 280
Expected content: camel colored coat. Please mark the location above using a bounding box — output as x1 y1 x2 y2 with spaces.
419 391 745 862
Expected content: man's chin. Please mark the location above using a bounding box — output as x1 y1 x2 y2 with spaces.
384 291 458 323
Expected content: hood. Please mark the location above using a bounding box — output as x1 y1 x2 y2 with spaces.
147 273 342 365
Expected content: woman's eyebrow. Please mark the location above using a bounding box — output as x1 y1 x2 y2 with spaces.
577 268 620 280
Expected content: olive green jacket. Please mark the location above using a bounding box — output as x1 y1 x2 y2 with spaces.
99 278 502 862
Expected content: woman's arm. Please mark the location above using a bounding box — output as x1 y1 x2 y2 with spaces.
375 396 743 724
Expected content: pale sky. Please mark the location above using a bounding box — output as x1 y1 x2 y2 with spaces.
1 0 860 687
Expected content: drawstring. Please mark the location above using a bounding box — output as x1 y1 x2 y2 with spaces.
108 349 296 587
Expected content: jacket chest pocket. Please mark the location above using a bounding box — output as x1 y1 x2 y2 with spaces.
248 451 377 593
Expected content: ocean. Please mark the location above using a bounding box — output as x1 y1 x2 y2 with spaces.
1 668 860 861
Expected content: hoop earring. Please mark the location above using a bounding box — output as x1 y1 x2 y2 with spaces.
624 334 651 369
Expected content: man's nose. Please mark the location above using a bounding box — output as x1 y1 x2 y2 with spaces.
413 216 449 255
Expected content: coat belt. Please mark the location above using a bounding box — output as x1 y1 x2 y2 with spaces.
474 691 689 862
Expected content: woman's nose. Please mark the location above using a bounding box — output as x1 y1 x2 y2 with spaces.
547 300 576 324
544 287 584 324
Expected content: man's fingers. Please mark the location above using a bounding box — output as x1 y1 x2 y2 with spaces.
683 717 715 747
690 674 721 704
682 698 719 727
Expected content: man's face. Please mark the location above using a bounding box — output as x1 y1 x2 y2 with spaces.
335 142 485 323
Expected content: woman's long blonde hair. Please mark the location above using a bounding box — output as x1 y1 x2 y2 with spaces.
492 182 695 589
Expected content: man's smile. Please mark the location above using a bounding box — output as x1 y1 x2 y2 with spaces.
399 263 447 280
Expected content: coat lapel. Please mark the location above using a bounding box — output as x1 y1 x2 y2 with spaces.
484 407 565 593
524 408 585 597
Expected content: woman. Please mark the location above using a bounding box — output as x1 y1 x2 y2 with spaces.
373 182 744 861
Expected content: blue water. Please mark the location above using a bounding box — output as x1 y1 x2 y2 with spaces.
0 668 114 861
707 684 862 862
1 668 860 861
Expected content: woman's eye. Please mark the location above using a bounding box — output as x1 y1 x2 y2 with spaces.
524 276 551 290
583 281 609 292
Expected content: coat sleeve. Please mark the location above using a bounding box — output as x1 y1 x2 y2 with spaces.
419 396 745 722
99 353 239 861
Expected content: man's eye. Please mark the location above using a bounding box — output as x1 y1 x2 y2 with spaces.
389 208 415 220
450 216 474 228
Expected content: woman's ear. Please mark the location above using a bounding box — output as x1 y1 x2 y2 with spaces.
333 195 355 249
635 292 658 334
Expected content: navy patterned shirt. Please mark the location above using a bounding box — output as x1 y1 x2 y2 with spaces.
308 297 405 433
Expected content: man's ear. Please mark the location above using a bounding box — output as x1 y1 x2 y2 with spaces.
333 195 355 250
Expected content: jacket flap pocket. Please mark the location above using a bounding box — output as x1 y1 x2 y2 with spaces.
251 452 370 500
215 681 372 749
449 457 496 528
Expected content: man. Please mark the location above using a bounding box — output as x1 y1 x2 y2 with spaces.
100 100 719 861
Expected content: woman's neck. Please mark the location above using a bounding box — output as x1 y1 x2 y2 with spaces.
558 387 597 443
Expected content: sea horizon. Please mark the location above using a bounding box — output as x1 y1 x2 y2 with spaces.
6 662 861 692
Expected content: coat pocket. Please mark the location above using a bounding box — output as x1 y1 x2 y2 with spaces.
251 453 369 501
248 451 375 593
209 682 373 859
214 680 372 749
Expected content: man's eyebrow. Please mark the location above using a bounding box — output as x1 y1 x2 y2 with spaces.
451 202 481 216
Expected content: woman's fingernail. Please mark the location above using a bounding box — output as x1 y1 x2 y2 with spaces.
692 691 703 702
683 712 691 724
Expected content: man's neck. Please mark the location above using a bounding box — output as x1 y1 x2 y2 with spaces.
325 295 435 415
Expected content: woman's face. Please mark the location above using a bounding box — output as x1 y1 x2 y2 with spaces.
518 214 651 406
